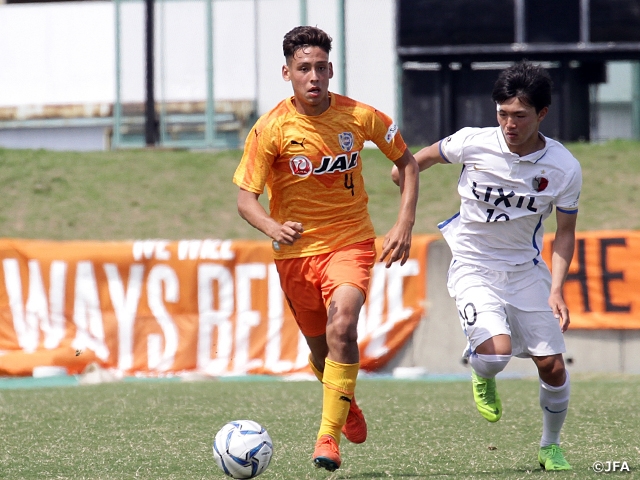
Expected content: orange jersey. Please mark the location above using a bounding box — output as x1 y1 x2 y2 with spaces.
233 93 407 259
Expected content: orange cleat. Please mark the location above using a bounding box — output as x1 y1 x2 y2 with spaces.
342 397 367 444
313 435 341 471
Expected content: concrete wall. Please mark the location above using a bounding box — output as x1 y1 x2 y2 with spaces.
386 240 640 377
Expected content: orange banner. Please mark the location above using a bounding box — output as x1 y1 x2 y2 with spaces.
542 230 640 329
0 236 436 376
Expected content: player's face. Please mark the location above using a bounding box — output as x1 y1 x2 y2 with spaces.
497 97 548 155
282 46 333 116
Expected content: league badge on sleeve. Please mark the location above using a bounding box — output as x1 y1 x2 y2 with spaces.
338 132 354 152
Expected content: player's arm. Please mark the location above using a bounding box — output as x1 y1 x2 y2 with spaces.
391 141 447 185
379 148 419 268
237 188 303 245
549 209 578 332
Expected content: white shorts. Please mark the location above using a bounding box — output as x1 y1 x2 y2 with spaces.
447 261 566 358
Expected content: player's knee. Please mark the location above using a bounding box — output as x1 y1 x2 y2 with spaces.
469 353 511 378
535 355 566 385
326 314 358 346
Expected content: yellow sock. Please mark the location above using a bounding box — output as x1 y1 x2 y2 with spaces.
317 359 359 445
308 354 323 383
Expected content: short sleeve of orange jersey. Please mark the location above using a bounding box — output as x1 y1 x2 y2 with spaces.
234 101 289 194
233 94 407 259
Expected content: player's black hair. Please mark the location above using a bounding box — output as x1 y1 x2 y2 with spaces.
491 61 552 113
282 26 332 63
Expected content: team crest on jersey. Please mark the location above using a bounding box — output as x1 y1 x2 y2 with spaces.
533 176 549 192
338 132 354 151
290 155 312 177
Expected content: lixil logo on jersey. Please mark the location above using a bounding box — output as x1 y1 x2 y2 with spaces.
289 155 313 177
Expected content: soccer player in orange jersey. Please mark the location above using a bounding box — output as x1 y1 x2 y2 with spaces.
233 26 419 472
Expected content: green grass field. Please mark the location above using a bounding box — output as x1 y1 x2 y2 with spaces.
1 374 639 479
1 142 639 479
1 139 640 241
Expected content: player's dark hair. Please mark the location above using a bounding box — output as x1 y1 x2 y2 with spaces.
283 26 332 62
491 61 552 113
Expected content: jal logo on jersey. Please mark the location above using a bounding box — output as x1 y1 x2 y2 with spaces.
290 155 313 177
338 132 354 151
289 152 360 177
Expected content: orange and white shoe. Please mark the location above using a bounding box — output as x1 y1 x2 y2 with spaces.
313 435 341 472
342 397 367 444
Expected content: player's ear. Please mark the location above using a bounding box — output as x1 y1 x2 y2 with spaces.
328 62 334 79
282 64 291 82
537 106 549 122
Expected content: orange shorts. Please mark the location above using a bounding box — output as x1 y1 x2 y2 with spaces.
274 239 376 338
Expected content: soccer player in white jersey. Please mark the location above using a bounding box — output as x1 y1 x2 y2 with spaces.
393 61 581 471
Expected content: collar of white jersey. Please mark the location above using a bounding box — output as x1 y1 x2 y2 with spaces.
495 127 550 163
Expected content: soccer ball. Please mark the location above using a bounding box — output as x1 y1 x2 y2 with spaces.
212 420 273 479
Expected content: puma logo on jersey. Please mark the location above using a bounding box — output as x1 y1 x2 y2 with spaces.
313 151 359 175
291 138 306 148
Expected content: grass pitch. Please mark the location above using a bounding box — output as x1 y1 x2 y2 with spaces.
1 139 640 241
1 374 638 479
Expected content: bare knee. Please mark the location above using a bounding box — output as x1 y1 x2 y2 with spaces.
534 355 566 386
326 312 358 349
476 334 512 356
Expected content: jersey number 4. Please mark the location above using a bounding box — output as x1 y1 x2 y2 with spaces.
344 173 355 196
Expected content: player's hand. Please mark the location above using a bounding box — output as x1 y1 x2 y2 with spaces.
272 221 303 246
379 220 413 268
549 291 570 332
390 165 400 186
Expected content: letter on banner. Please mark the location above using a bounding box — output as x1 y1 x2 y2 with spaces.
24 260 67 350
265 263 292 373
133 240 170 261
364 260 419 358
197 264 234 374
146 265 179 371
359 262 387 341
47 261 68 349
104 263 144 371
3 258 37 352
73 261 109 361
234 263 266 373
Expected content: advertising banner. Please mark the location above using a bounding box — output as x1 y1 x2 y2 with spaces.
542 230 640 329
0 236 436 376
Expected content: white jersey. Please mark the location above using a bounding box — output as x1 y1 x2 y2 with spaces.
438 126 582 271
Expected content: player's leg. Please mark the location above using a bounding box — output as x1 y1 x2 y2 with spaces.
312 285 363 471
312 240 374 470
468 335 511 422
507 264 571 470
533 354 571 471
306 338 367 445
275 257 341 469
448 262 512 422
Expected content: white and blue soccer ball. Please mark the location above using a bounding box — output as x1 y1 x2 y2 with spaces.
213 420 273 479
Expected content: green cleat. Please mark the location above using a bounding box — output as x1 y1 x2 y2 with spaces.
538 444 572 471
471 370 502 422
